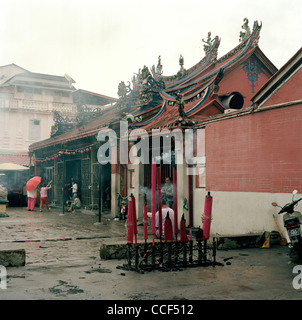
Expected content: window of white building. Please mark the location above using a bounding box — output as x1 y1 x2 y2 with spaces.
28 119 41 141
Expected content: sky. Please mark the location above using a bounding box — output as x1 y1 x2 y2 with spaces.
0 0 301 98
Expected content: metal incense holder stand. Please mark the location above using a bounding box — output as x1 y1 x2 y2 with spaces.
117 169 223 273
117 234 223 274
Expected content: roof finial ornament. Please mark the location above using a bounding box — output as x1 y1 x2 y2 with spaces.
202 31 214 54
179 54 184 69
177 54 187 79
239 18 251 42
155 55 163 75
116 80 132 115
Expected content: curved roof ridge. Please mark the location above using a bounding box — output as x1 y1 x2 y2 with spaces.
153 36 221 84
130 101 168 127
216 20 262 64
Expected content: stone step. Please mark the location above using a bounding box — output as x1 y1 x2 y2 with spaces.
0 249 26 267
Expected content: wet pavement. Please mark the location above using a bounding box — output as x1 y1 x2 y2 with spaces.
1 206 302 300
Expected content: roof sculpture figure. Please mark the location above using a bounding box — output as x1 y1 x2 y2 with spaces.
202 31 215 54
156 56 163 75
239 18 251 43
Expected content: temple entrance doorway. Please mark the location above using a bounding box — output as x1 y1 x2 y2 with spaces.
65 159 81 200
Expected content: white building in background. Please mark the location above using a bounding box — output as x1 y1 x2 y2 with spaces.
0 63 117 167
0 63 77 166
0 63 117 199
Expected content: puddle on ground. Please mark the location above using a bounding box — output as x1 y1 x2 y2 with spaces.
48 280 84 295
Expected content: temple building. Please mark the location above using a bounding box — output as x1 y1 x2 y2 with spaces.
29 19 302 236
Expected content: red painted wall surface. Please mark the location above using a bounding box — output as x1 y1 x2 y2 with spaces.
262 67 302 107
219 55 273 109
206 104 302 193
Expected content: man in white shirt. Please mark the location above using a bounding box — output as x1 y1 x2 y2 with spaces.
155 198 174 239
71 181 78 200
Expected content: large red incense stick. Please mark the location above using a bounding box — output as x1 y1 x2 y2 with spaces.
188 168 193 240
127 198 133 244
173 166 178 240
143 197 148 240
164 212 173 242
157 167 162 238
203 192 213 240
180 213 188 243
151 161 156 236
132 194 138 246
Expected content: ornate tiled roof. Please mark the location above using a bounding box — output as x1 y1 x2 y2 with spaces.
29 19 278 153
115 20 272 131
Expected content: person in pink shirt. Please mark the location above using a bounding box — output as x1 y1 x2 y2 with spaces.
40 183 51 212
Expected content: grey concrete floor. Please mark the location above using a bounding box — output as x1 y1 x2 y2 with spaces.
1 206 302 300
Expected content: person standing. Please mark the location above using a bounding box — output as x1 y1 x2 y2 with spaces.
27 188 38 211
40 183 51 212
161 176 174 208
155 198 175 239
71 181 78 200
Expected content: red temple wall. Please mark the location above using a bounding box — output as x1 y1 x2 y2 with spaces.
219 56 274 109
205 103 302 193
261 67 302 107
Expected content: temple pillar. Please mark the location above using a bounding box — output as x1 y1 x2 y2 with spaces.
128 162 144 220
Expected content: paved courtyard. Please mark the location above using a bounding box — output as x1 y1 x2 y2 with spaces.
0 206 302 301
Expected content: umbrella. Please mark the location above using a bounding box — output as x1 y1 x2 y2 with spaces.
0 163 29 171
25 176 41 191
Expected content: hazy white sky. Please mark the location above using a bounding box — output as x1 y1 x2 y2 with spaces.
0 0 301 98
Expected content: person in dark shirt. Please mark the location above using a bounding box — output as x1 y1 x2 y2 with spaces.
161 176 173 208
